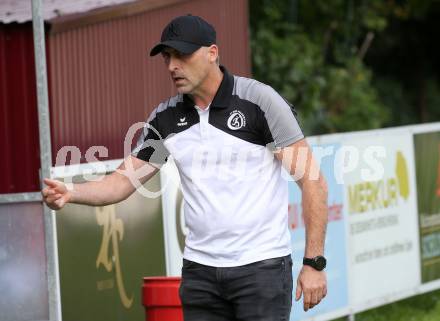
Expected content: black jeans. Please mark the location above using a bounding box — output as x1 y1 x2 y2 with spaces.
179 255 293 321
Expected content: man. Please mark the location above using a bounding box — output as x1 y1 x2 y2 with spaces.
42 15 328 321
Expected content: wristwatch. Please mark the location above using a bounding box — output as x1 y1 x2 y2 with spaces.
303 256 327 271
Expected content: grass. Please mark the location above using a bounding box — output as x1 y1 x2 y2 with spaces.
332 289 440 321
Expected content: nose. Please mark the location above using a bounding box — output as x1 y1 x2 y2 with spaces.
167 55 179 72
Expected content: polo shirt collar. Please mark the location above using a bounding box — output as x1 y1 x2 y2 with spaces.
211 65 233 108
182 65 233 110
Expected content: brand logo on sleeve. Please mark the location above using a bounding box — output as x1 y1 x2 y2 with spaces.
227 110 246 130
177 117 188 127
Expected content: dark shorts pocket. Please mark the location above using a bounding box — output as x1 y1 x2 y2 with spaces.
254 255 290 270
182 259 196 269
182 259 206 271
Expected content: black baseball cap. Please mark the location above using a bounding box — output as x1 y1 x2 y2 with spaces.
150 15 216 56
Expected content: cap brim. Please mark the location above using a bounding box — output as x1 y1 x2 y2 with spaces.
149 40 201 56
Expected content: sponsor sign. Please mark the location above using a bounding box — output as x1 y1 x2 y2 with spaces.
343 133 420 306
414 131 440 283
56 173 166 321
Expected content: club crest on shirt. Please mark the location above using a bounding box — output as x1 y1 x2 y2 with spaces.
227 110 246 130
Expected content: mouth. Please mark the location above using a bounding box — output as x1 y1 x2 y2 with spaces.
173 76 186 83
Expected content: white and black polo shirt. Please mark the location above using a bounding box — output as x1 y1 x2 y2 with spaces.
133 66 304 267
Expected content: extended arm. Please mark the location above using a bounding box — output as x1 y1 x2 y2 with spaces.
275 138 328 311
42 155 159 210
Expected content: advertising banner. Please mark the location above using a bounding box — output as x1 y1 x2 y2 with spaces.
288 141 349 321
343 133 420 307
414 131 440 283
0 202 49 321
56 173 166 321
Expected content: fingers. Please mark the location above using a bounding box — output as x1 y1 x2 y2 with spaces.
297 268 327 312
305 285 328 311
303 288 322 311
303 289 312 311
42 178 69 210
45 193 63 203
54 197 66 208
42 185 60 200
41 187 53 197
44 178 68 194
44 194 66 210
42 187 61 198
311 291 319 307
311 288 321 308
44 195 61 206
44 178 59 188
42 179 68 200
295 279 302 301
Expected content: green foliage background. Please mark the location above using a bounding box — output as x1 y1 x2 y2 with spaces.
249 0 440 135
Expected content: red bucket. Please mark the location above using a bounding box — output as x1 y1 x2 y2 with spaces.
142 277 183 321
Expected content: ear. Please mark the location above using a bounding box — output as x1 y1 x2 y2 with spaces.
207 45 219 63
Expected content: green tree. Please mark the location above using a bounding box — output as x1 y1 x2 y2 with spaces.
365 1 440 125
249 0 440 134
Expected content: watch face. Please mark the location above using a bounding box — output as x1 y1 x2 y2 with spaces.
315 256 327 271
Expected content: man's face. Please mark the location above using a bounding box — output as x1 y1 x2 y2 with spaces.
161 46 214 95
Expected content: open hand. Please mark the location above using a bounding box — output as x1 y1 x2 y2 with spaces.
41 178 72 210
295 265 327 311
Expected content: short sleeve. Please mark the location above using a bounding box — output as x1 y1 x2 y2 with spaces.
131 108 170 166
260 85 304 148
